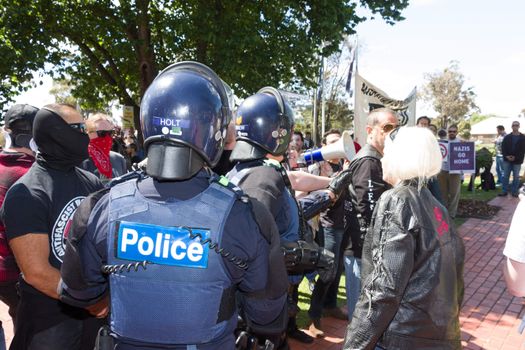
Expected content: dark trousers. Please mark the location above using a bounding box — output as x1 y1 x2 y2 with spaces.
308 226 345 319
10 289 105 350
0 281 19 327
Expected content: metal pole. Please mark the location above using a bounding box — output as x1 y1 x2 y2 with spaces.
319 56 325 140
312 56 324 147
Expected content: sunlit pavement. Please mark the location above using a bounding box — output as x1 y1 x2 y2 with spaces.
0 196 523 349
290 195 525 350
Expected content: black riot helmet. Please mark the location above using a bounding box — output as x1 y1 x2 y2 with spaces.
230 87 294 162
140 61 231 180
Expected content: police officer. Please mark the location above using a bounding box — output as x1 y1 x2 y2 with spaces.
227 88 348 346
58 62 288 350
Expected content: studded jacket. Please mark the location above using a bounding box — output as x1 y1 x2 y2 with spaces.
343 181 465 350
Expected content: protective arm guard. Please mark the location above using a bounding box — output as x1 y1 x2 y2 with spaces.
281 240 335 283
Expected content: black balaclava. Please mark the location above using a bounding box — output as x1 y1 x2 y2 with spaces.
33 107 90 171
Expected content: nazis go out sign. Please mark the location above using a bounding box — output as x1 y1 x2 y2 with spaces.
448 142 476 174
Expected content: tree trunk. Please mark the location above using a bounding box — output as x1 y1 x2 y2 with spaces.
135 0 157 145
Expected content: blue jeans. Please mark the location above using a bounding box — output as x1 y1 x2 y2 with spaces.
496 155 504 184
502 161 521 195
344 255 362 320
0 325 5 350
308 226 344 319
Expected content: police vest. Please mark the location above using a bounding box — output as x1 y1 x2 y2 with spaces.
227 161 303 285
227 160 299 244
106 177 238 347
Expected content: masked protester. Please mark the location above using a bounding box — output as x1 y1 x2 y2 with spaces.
80 113 127 182
0 104 39 349
0 104 104 350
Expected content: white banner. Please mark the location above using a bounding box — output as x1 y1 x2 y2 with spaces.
354 73 417 146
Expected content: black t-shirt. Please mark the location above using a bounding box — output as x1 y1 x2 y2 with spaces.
0 161 103 323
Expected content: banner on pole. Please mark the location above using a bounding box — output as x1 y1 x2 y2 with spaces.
354 73 417 146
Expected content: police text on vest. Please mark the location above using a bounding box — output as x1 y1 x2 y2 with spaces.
116 221 210 268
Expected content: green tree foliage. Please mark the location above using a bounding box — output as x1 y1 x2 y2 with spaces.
49 79 78 107
421 61 478 128
469 112 491 125
0 0 409 139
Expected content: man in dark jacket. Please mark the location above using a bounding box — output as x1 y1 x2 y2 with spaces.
227 87 350 346
499 121 525 197
343 108 397 321
59 63 289 350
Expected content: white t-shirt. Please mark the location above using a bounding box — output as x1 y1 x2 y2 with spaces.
503 196 525 263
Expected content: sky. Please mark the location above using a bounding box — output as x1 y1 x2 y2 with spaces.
14 0 525 119
355 0 525 118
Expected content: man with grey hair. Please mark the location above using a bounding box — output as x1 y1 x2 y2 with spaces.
342 107 397 322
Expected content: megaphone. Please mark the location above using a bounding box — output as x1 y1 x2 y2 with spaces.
297 131 356 166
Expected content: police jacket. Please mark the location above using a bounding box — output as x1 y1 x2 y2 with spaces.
502 132 525 164
343 181 465 350
227 159 332 243
59 170 288 349
344 144 390 259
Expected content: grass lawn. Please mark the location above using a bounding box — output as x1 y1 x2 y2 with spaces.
294 175 500 329
296 275 348 328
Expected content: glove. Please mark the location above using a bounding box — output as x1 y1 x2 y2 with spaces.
328 169 352 198
316 248 336 283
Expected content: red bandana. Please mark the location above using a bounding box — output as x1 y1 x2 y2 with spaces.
88 136 113 179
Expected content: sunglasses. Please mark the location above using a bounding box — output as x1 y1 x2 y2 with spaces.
448 130 458 133
96 130 115 137
69 123 87 133
380 123 397 133
512 124 520 127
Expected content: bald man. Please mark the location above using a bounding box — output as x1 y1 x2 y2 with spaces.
0 104 103 350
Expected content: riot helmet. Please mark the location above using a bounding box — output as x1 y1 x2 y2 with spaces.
231 87 294 162
140 61 231 180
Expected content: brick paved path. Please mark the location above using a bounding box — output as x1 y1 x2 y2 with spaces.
290 195 525 350
0 196 522 349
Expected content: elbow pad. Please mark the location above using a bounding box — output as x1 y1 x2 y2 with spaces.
281 240 335 282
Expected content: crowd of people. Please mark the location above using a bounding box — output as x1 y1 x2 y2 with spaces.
0 60 521 350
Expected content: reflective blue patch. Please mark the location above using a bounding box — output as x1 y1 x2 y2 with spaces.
152 117 191 128
116 221 209 269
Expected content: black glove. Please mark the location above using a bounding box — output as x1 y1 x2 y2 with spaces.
316 247 336 283
328 169 352 198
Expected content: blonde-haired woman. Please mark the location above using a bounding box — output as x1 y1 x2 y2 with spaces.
343 126 465 350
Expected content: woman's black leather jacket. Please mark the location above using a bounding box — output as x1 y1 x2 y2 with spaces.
343 181 465 350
